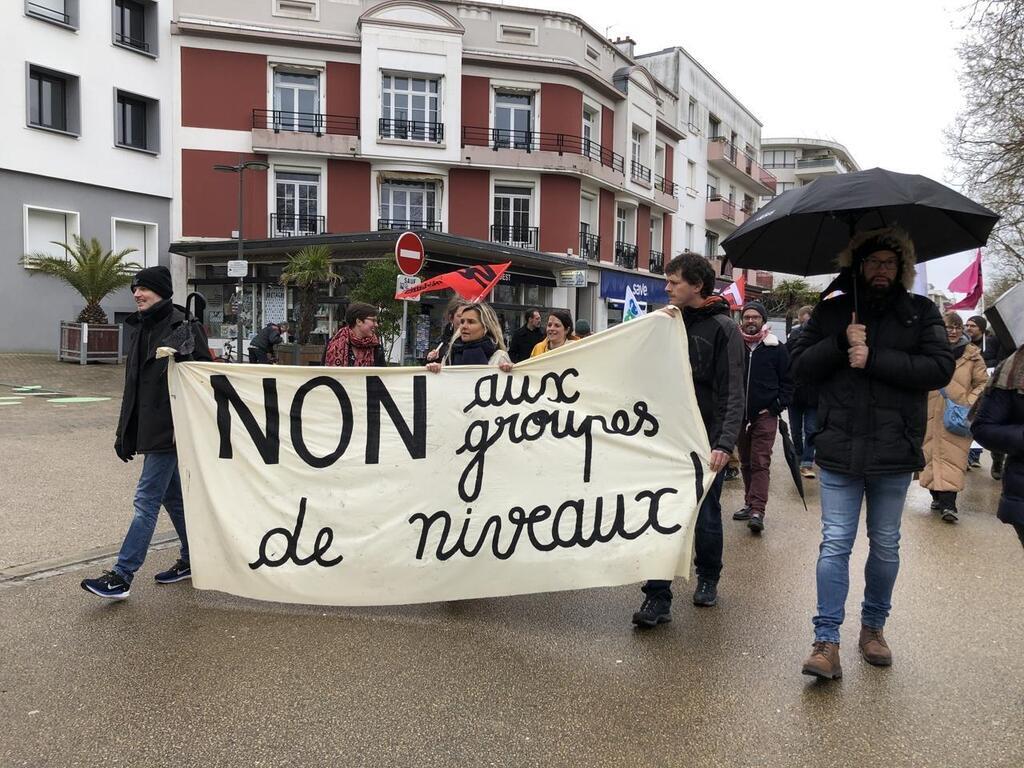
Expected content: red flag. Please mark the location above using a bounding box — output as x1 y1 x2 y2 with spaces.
395 262 511 302
721 274 746 308
947 250 983 310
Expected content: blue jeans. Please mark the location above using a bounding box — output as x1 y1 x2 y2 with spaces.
113 452 189 584
788 404 818 468
813 468 912 643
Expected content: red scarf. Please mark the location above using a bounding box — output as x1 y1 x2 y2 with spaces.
324 326 379 367
740 324 771 346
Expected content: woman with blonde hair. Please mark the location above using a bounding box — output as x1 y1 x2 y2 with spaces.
919 312 989 522
426 301 512 372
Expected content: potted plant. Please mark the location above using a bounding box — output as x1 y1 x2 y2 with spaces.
279 244 340 365
22 235 139 363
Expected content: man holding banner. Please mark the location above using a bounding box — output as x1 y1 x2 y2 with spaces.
634 253 745 626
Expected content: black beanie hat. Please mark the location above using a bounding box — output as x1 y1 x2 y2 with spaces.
131 266 173 300
741 300 768 322
968 315 987 332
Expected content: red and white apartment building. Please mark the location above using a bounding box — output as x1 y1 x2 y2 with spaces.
169 0 683 357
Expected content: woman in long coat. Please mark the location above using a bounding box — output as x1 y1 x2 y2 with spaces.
919 312 989 523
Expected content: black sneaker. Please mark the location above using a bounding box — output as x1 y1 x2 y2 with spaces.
632 595 672 628
81 571 130 600
723 468 740 481
692 579 718 607
732 506 752 520
154 559 192 584
748 512 765 533
941 509 959 524
992 462 1004 481
930 500 942 511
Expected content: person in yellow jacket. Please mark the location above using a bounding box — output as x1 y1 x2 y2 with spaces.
530 308 576 357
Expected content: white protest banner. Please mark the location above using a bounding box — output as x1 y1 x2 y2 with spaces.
166 310 711 606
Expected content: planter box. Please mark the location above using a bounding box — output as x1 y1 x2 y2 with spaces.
276 342 325 366
59 322 124 365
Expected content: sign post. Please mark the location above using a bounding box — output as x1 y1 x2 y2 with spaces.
394 233 425 364
227 259 249 362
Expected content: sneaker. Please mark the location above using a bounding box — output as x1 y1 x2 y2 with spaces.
858 625 892 667
723 467 740 481
748 512 765 534
941 508 959 524
692 579 718 607
930 500 942 511
632 594 672 628
732 505 752 520
968 458 982 469
801 641 842 680
800 466 816 479
154 559 192 584
81 571 130 600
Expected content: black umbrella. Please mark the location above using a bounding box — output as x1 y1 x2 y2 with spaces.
777 417 807 510
721 167 999 276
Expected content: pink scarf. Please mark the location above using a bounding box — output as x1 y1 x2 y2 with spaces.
324 326 379 367
740 324 771 347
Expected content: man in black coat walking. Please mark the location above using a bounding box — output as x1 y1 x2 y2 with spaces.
81 266 212 600
249 322 288 363
507 308 544 363
633 253 745 627
791 228 954 680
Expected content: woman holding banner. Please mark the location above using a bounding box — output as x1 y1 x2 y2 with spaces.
530 309 576 358
426 302 512 372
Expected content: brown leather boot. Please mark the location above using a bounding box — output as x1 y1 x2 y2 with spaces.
801 641 842 679
859 625 892 666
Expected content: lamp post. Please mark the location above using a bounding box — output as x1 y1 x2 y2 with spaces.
214 159 270 361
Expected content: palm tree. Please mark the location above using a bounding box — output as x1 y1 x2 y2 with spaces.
22 236 138 324
279 244 340 343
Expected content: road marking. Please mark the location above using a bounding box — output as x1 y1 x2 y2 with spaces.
46 397 111 404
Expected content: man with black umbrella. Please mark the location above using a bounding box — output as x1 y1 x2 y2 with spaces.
791 228 954 680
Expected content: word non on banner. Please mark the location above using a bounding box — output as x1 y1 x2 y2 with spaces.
166 311 711 606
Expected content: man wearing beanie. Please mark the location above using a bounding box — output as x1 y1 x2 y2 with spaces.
81 266 212 600
732 299 793 534
965 314 1006 475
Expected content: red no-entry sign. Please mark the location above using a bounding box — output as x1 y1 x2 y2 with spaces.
394 231 425 277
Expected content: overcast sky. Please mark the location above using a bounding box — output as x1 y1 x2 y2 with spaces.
532 0 976 292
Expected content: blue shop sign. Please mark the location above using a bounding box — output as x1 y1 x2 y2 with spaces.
599 270 669 304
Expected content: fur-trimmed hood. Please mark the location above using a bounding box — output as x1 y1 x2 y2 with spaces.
836 227 917 290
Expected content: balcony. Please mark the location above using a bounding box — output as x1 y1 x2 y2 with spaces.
378 118 443 144
27 1 71 25
707 137 777 196
580 231 601 261
252 108 359 155
654 175 678 197
491 224 539 250
271 213 326 238
794 155 844 178
649 250 664 274
614 242 638 269
462 126 625 175
378 219 442 232
631 160 652 184
705 196 739 231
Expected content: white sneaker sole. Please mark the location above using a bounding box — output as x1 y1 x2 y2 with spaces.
154 573 192 584
82 584 130 600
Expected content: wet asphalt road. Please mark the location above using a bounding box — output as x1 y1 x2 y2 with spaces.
1 355 1021 768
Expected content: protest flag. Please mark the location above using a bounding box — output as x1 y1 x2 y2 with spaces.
396 262 511 302
623 285 646 322
947 250 983 310
721 274 746 308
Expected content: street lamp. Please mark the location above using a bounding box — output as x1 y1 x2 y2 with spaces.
214 159 270 361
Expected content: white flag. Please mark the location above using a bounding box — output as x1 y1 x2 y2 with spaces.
623 285 646 322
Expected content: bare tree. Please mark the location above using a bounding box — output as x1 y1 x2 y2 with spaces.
948 0 1024 287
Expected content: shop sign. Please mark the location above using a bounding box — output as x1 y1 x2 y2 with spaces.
556 269 587 288
599 271 669 304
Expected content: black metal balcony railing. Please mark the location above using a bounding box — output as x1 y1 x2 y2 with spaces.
687 122 701 135
271 213 325 237
253 108 360 137
649 250 664 274
491 224 539 250
461 126 625 175
115 32 150 52
379 118 444 143
614 242 638 270
580 231 601 262
27 1 70 24
378 219 442 232
654 175 678 197
631 160 652 184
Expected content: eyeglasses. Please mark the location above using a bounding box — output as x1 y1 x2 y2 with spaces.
864 258 899 271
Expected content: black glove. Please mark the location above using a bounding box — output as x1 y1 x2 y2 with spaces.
114 439 134 463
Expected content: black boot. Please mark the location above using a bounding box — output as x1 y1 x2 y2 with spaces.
632 593 672 628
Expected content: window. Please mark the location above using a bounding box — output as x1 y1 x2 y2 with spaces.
762 149 796 168
274 171 321 236
380 75 441 142
707 172 719 199
687 98 698 132
27 65 79 135
687 160 697 191
380 181 437 228
273 0 319 20
705 231 718 260
273 70 321 132
24 206 80 266
685 222 694 251
585 44 601 65
494 91 533 149
115 90 159 153
498 24 537 45
493 186 535 248
25 0 78 29
582 107 600 159
616 207 628 243
708 114 720 139
631 128 642 167
112 218 157 269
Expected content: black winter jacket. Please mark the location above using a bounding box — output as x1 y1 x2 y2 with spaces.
787 324 819 407
744 334 793 420
971 384 1024 526
790 287 954 476
250 324 282 354
683 297 745 454
115 300 212 459
508 325 544 363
